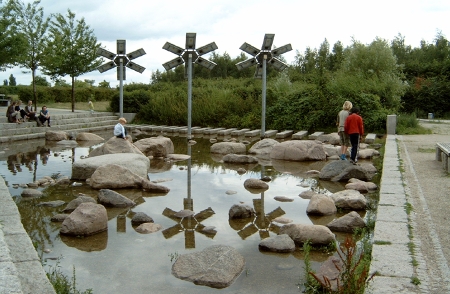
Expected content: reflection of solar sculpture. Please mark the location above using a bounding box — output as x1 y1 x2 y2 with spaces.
96 40 146 117
161 144 216 248
236 34 292 139
162 33 218 139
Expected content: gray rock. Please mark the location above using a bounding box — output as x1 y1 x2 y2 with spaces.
135 223 163 234
88 136 144 157
210 142 246 154
248 138 279 155
345 178 378 193
45 131 68 141
319 160 375 181
222 154 258 164
131 212 154 226
51 214 69 222
316 133 340 145
37 200 65 207
76 132 104 141
60 203 108 236
134 136 174 157
21 188 43 197
98 189 135 208
62 196 96 213
326 211 366 233
331 189 367 210
229 204 254 219
306 194 337 215
172 245 245 289
258 234 295 253
89 164 169 193
279 223 336 246
274 196 294 202
299 190 321 199
314 256 343 292
270 140 326 161
243 178 269 191
72 153 150 180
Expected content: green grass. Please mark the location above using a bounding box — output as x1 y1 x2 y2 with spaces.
417 147 435 153
46 261 93 294
373 240 392 245
396 112 432 135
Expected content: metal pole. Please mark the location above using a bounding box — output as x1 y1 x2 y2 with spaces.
188 54 193 139
119 58 124 118
261 54 267 139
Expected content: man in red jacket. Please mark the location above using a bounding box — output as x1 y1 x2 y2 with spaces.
344 107 364 164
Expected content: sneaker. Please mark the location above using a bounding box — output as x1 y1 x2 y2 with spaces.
48 124 51 127
350 159 357 165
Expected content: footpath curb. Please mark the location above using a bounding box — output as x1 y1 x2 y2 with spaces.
0 177 55 294
368 135 420 293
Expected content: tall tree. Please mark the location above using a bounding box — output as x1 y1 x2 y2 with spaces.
8 73 16 85
41 9 102 112
0 1 26 70
7 0 50 108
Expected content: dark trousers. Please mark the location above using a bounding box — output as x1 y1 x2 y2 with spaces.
39 115 50 126
349 133 360 161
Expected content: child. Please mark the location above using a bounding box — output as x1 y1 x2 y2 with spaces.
344 107 364 164
88 100 94 114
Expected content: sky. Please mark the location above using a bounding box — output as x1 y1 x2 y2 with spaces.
4 0 450 87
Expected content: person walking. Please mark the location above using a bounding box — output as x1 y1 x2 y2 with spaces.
337 100 352 160
114 117 128 140
88 100 94 114
344 107 364 164
38 106 51 127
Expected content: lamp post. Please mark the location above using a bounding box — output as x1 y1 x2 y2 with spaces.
162 33 218 139
236 34 292 139
96 40 146 117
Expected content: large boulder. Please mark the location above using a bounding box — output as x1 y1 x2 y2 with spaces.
278 223 336 246
316 133 340 145
331 189 367 210
270 141 326 161
306 194 337 215
319 160 376 181
88 136 144 157
258 234 295 253
133 136 174 158
172 245 245 289
326 211 366 233
345 178 378 193
60 202 108 236
97 189 135 208
76 132 104 141
71 153 150 180
229 204 254 219
45 130 68 141
89 164 170 193
314 256 343 292
210 142 246 154
248 138 279 155
62 196 96 213
222 154 258 164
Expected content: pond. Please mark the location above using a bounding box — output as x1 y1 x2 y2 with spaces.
0 131 372 294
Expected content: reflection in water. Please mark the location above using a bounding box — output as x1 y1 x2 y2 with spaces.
161 143 216 248
60 231 108 252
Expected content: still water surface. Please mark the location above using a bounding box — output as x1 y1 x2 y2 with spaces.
0 132 358 294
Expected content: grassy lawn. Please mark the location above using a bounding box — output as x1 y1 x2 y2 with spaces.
44 101 111 112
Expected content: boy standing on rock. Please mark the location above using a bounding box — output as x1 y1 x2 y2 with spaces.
344 107 364 164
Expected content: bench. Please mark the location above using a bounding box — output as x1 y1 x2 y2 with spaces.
435 143 450 172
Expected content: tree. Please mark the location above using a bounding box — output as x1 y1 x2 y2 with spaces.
33 75 49 86
3 79 7 86
98 80 110 88
7 0 50 108
0 1 26 70
54 78 70 87
8 73 16 85
41 9 102 112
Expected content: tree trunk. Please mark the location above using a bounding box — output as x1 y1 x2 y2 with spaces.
32 68 37 110
71 76 75 112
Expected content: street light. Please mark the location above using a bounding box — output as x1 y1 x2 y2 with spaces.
236 34 292 139
162 33 218 139
96 40 146 117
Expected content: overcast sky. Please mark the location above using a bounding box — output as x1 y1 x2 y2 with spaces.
4 0 450 87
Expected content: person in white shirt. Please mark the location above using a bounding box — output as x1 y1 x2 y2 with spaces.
114 117 128 140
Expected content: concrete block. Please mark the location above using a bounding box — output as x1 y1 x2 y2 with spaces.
308 131 324 140
292 130 308 140
386 114 397 135
365 133 377 144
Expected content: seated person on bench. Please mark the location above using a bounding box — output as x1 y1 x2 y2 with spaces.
6 101 21 124
24 100 37 121
38 106 51 127
14 100 28 122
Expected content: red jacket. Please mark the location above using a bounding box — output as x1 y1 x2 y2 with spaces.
344 113 364 136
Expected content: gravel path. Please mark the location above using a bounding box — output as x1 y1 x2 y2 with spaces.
398 120 450 293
